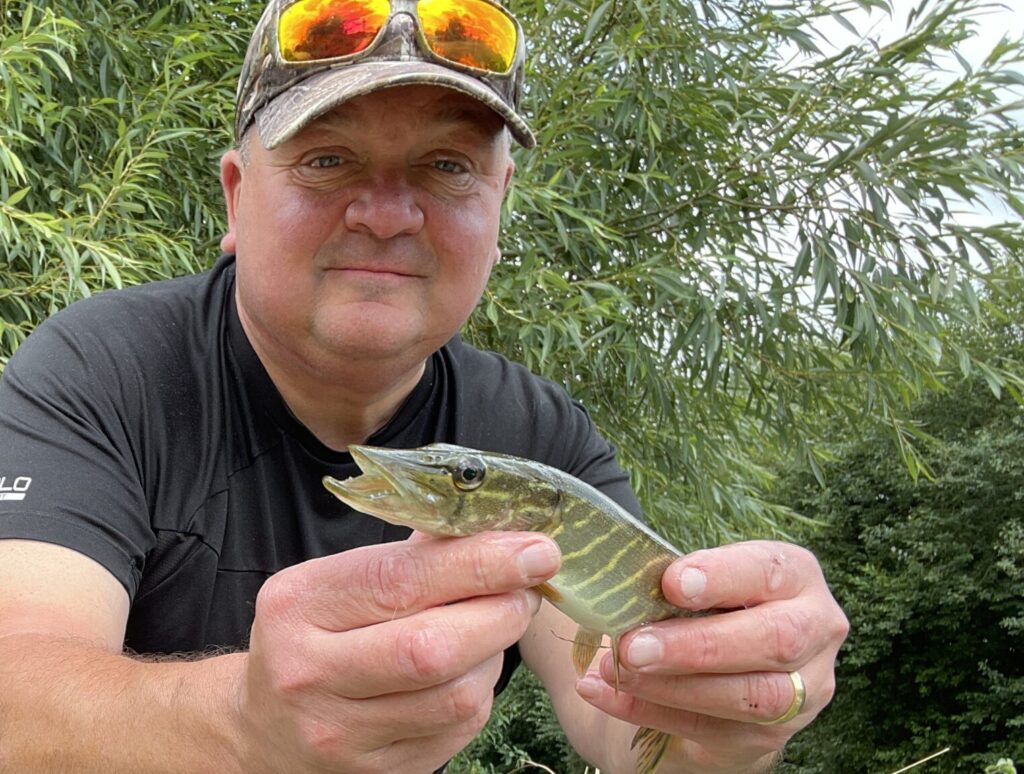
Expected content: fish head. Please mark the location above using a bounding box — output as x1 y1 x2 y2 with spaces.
322 443 564 537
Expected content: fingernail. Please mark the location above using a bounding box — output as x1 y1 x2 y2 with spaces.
680 566 706 599
525 588 542 615
576 673 604 699
626 632 663 667
518 541 560 581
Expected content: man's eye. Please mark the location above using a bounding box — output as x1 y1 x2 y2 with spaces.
433 159 466 174
309 156 341 169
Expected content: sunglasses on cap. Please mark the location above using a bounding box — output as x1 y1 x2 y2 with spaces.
277 0 523 76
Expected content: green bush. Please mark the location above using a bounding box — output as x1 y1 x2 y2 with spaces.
779 372 1024 773
0 1 247 363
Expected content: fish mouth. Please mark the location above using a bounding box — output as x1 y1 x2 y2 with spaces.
322 446 449 532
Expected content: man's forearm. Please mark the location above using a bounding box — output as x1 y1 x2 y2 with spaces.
0 633 247 773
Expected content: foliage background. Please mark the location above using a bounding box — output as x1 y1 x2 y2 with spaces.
1 0 1022 770
775 292 1024 773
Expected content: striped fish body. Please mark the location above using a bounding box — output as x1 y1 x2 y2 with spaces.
323 443 685 774
520 461 682 640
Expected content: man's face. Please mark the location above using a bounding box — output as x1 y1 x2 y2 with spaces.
220 85 514 378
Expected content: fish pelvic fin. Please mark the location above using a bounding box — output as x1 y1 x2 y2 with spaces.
630 726 671 774
571 626 603 677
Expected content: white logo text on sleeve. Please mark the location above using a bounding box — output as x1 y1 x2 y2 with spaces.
0 476 32 501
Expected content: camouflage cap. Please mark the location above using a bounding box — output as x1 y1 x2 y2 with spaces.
234 0 536 150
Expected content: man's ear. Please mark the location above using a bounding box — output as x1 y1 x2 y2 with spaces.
219 149 244 254
502 158 515 194
491 159 514 270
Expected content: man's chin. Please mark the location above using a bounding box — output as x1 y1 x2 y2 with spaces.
312 313 442 365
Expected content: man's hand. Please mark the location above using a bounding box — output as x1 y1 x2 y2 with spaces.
573 540 848 772
237 531 561 774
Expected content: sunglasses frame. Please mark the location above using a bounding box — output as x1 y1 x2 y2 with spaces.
274 0 525 79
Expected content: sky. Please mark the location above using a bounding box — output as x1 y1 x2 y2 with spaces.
809 0 1024 226
815 0 1024 65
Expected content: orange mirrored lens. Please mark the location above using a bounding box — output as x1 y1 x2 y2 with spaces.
279 0 390 61
418 0 517 73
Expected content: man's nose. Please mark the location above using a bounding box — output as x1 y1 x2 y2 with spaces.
344 179 425 239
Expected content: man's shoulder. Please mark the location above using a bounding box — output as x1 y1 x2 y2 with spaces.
442 336 564 390
53 256 231 330
2 257 237 413
11 257 233 365
438 336 604 466
442 336 576 408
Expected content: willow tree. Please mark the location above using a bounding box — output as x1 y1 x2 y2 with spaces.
2 0 1023 545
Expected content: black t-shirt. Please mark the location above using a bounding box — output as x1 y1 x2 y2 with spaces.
0 254 640 670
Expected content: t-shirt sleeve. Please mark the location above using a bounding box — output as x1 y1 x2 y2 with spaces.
548 395 645 519
0 309 154 598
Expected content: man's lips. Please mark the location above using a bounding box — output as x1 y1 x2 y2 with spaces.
325 266 423 279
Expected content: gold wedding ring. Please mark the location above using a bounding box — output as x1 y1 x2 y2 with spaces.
759 671 806 725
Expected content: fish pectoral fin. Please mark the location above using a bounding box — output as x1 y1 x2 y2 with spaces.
630 727 671 774
571 626 603 677
535 581 563 604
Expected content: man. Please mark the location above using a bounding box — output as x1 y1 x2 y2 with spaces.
0 0 847 770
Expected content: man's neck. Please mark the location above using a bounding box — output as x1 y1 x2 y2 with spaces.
236 309 428 453
265 358 426 451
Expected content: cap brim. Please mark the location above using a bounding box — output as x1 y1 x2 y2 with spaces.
254 60 536 150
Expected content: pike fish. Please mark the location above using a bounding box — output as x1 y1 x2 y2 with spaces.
323 443 687 774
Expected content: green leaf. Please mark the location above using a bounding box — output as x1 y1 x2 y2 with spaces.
583 0 612 43
4 187 31 207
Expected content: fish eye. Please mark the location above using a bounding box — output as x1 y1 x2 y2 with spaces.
452 456 486 491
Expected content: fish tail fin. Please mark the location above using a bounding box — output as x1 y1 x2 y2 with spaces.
630 726 671 774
